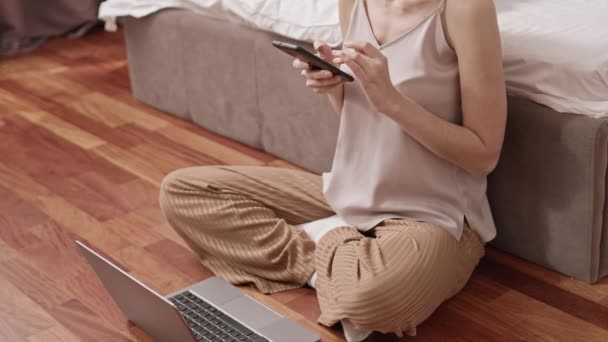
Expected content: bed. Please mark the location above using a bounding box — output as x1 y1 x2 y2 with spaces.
110 1 608 283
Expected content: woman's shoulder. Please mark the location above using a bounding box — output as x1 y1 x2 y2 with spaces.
445 0 497 24
443 0 499 51
338 0 356 38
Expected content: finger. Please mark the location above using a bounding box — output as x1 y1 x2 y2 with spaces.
306 75 343 88
314 40 333 60
311 83 343 93
306 75 344 88
302 69 334 80
308 83 341 92
339 49 373 72
292 58 310 70
330 50 344 65
339 52 366 80
343 40 382 58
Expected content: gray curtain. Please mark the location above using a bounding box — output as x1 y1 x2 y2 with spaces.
0 0 102 56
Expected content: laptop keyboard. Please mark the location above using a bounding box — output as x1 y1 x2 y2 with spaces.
169 291 269 342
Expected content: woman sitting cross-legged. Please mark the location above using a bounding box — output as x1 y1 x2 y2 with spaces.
160 0 506 340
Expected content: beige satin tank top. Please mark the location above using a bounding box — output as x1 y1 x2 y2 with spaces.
322 0 497 242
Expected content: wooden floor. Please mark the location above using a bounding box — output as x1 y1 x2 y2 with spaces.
0 29 607 342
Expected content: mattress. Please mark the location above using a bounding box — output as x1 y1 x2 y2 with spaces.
495 0 608 119
98 0 341 46
100 0 608 118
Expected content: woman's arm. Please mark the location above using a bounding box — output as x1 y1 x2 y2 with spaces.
335 0 507 177
323 0 356 116
291 0 356 116
390 0 506 177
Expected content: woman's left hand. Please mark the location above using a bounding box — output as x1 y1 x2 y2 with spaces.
333 41 402 114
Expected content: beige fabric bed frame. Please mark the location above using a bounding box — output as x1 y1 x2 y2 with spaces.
123 10 608 284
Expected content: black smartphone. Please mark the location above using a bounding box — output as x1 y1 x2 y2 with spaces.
272 40 354 82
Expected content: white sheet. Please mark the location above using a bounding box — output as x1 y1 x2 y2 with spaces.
99 0 608 118
495 0 608 119
98 0 341 45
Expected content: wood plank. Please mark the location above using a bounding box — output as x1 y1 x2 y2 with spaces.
0 116 134 184
66 92 169 130
77 61 132 93
12 71 91 100
0 256 73 310
115 178 160 209
53 113 146 148
0 312 25 342
28 325 81 342
36 171 147 223
144 238 214 281
50 110 148 149
0 276 57 339
64 92 131 128
0 81 147 149
63 266 131 333
93 143 168 186
0 79 56 112
445 276 538 341
63 66 136 104
0 162 53 199
157 125 264 166
0 216 44 251
0 238 19 263
490 290 608 341
16 110 106 149
18 242 86 281
183 125 276 163
0 88 39 111
477 258 608 331
33 195 130 253
101 213 166 248
47 299 132 342
0 184 50 230
27 221 80 258
0 55 64 77
116 123 224 166
416 304 506 342
413 274 516 341
111 246 193 295
131 140 219 172
486 248 608 308
0 169 131 257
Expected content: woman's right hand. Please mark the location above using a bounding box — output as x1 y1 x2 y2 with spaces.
292 41 344 94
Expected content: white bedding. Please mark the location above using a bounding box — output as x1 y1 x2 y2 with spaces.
100 0 608 118
99 0 341 45
495 0 608 119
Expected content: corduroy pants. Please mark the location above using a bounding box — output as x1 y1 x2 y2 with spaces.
159 165 485 336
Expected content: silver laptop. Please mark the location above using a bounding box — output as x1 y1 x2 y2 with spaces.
76 241 320 342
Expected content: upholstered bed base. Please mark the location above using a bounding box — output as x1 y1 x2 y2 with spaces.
124 10 608 283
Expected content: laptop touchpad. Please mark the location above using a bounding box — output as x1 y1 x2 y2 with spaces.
222 296 282 329
190 277 244 305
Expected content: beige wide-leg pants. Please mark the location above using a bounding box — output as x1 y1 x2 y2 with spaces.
159 165 485 336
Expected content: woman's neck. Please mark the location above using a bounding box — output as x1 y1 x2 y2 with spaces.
374 0 441 14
